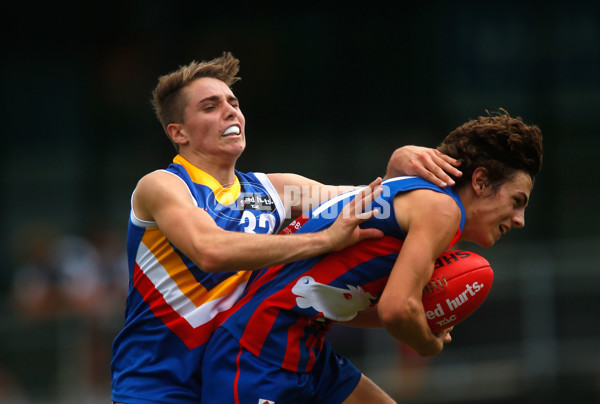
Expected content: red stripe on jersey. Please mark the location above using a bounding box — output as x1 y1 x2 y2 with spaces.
303 327 318 371
360 275 390 299
234 346 243 404
279 214 310 235
449 228 462 247
282 316 305 370
227 264 287 358
239 236 403 371
240 264 284 304
133 262 232 350
301 236 403 286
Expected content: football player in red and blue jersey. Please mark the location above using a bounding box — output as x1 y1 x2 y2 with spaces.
200 109 543 403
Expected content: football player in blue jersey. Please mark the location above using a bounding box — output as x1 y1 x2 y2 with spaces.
110 52 462 404
199 109 543 403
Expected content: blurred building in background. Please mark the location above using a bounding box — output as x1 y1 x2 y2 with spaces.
1 2 599 403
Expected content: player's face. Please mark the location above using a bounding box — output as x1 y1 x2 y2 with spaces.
464 171 533 248
177 77 246 161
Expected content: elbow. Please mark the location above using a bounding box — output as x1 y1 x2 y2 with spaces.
377 295 421 330
192 247 228 273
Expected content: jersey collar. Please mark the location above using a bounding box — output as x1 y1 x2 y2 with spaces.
173 154 241 205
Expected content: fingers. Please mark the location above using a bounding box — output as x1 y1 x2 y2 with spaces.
418 150 462 188
365 176 383 191
326 178 384 251
435 326 453 343
419 165 453 188
386 146 463 187
346 177 383 222
357 227 384 241
432 150 462 177
433 149 461 168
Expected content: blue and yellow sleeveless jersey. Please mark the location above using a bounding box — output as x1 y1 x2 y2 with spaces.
111 154 285 403
219 176 465 373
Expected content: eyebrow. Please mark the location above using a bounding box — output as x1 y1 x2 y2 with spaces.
198 95 239 105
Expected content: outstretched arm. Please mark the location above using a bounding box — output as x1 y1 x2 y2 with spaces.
133 171 384 273
268 146 462 218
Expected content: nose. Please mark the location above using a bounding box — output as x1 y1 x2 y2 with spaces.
512 210 525 229
223 102 238 120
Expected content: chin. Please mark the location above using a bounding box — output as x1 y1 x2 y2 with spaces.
230 143 246 156
481 238 500 248
477 237 496 248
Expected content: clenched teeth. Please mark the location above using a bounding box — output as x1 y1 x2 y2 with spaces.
223 126 240 136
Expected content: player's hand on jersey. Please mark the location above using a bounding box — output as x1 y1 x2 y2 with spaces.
386 146 462 187
324 177 384 252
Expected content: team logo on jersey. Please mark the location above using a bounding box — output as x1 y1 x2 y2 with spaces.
292 276 377 322
238 192 276 212
258 399 275 404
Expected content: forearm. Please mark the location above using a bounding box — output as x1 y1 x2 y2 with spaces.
378 297 441 356
154 176 382 274
190 229 335 273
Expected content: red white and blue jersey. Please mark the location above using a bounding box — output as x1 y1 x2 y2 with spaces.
111 155 285 403
220 177 465 373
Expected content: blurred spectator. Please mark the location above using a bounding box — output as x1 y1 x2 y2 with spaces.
53 235 104 314
11 230 62 318
12 234 103 317
9 224 128 400
11 228 127 319
87 228 129 320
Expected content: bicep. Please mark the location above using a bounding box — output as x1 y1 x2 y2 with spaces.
135 172 221 254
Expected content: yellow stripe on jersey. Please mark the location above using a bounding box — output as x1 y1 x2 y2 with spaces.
201 269 252 303
141 227 251 306
173 154 241 205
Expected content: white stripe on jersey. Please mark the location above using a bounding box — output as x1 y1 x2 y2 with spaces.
311 177 415 218
135 242 248 328
311 189 361 217
254 172 286 233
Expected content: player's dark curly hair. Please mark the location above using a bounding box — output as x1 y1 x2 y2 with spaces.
437 108 543 192
151 52 241 151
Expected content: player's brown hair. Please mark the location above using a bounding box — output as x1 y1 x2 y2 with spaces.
437 108 543 192
151 52 241 151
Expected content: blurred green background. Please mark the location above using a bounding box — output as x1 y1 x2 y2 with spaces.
1 1 599 403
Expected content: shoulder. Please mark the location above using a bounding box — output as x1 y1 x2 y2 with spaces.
394 188 461 233
398 188 460 217
136 170 188 195
133 170 194 221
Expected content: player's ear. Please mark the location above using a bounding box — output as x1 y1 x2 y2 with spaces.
167 123 189 146
472 167 490 196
